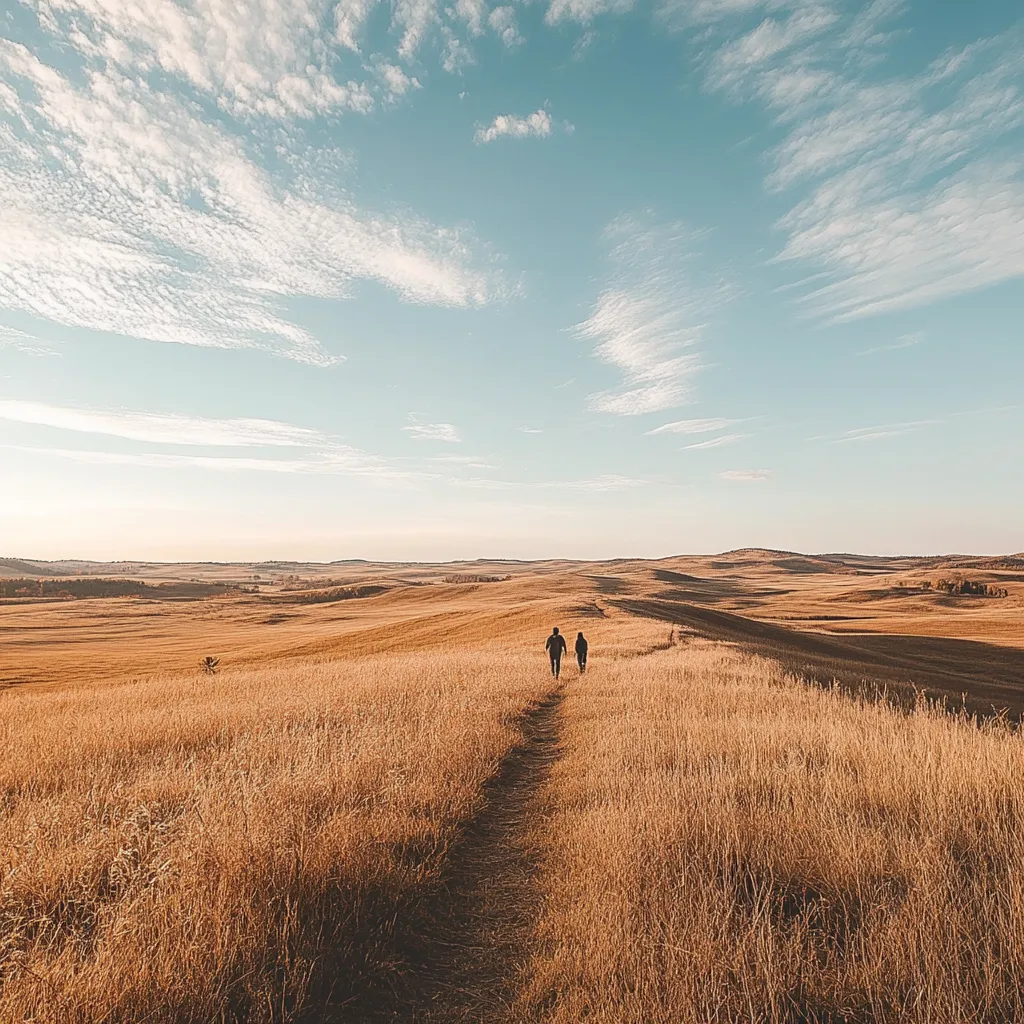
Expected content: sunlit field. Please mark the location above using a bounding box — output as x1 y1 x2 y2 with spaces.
522 643 1024 1023
1 553 1023 1021
0 653 549 1022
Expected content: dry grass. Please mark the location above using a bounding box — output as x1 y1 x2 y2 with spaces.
520 642 1024 1023
3 590 1024 1023
0 652 550 1022
0 575 670 689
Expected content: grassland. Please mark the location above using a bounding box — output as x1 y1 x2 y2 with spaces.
1 550 1023 1021
0 653 552 1021
521 643 1024 1022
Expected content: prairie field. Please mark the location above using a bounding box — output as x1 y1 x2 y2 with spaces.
1 550 1023 1021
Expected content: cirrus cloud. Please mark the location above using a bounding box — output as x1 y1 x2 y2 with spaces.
403 421 462 442
0 36 502 366
719 469 771 481
576 215 729 416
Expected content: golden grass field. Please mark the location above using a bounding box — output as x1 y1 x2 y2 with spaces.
1 550 1023 1021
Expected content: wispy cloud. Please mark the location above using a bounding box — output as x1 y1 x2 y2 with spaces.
0 401 328 447
546 0 636 26
576 215 728 416
681 5 1024 320
858 332 924 356
519 426 543 433
646 416 741 435
403 421 462 442
460 472 648 491
707 6 839 93
475 109 560 143
25 0 506 105
682 432 749 450
428 453 494 468
0 325 52 355
562 474 648 490
0 400 421 478
831 420 937 443
2 445 409 477
27 0 375 120
720 469 771 481
0 17 503 367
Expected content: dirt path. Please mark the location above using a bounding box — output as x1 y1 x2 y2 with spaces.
339 684 565 1023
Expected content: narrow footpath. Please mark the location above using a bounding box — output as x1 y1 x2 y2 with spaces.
341 684 566 1023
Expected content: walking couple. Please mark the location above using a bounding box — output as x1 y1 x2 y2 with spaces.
544 626 587 679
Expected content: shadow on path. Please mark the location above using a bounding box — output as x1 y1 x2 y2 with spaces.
335 686 565 1023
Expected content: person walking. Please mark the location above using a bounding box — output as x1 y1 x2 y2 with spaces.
575 631 588 673
545 626 567 679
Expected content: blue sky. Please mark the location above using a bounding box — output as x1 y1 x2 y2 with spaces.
0 0 1021 560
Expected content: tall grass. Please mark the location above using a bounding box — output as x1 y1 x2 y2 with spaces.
520 642 1024 1023
6 636 1023 1022
0 653 548 1022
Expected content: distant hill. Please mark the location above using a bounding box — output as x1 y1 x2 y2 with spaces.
0 558 57 576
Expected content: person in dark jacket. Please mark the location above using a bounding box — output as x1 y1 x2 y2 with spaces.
545 627 567 678
575 631 588 673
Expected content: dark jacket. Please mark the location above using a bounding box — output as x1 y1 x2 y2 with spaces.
575 635 588 655
546 633 567 657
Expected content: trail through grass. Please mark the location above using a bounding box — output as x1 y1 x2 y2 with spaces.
519 642 1024 1023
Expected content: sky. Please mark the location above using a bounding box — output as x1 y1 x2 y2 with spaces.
0 0 1022 561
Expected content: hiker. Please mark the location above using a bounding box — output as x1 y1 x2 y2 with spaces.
545 626 567 678
575 631 588 673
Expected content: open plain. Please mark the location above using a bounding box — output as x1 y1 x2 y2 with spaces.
1 550 1023 1022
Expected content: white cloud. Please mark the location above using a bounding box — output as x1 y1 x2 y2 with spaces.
488 6 524 46
0 401 328 447
441 26 475 72
0 325 52 355
428 453 494 467
562 474 648 490
455 0 488 35
546 0 636 26
26 0 373 120
475 108 555 143
841 0 906 53
0 399 422 477
376 62 421 99
395 0 442 57
3 444 408 477
719 469 771 481
335 0 380 51
707 7 839 93
858 332 923 356
576 215 727 416
455 472 648 492
519 426 543 433
682 432 749 450
646 416 740 435
779 159 1024 322
832 420 936 443
403 421 461 442
690 7 1024 320
0 40 500 365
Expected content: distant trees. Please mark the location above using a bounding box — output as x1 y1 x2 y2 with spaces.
934 579 1009 598
442 574 512 584
891 579 1009 598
